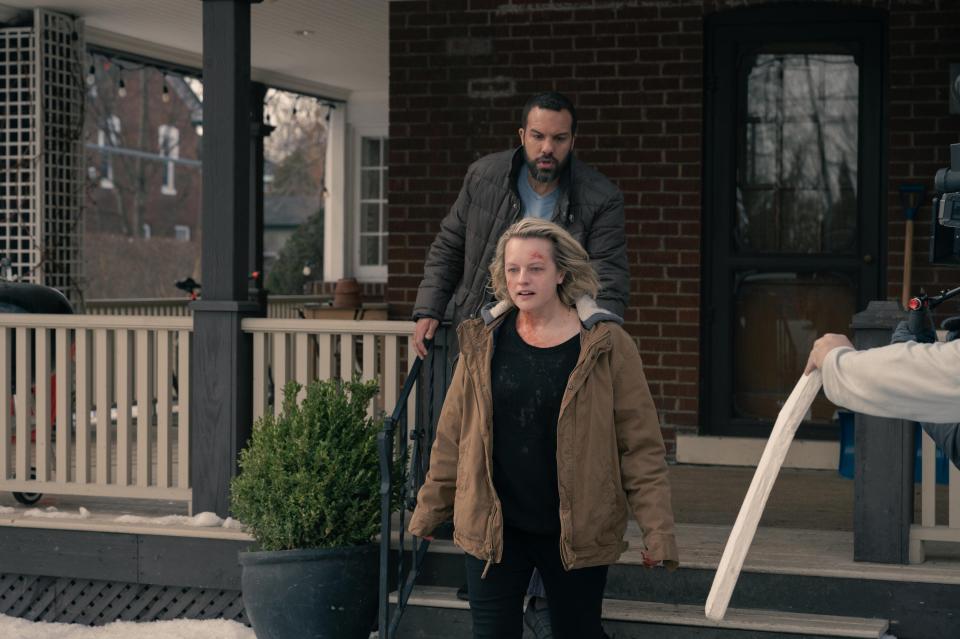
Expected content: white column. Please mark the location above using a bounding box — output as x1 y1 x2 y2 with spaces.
324 104 348 282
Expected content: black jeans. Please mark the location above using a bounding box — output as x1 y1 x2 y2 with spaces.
463 526 608 639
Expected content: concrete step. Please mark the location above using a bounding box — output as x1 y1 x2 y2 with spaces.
390 586 891 639
389 525 959 637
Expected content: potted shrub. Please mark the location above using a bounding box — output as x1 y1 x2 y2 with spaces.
232 376 402 639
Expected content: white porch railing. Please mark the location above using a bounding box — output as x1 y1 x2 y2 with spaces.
0 314 192 502
241 318 417 423
85 295 329 319
85 298 191 317
910 430 960 562
0 313 417 506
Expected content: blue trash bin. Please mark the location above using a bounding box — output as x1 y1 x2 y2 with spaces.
836 411 948 484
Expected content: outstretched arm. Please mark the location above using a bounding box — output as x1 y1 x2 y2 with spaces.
807 336 960 424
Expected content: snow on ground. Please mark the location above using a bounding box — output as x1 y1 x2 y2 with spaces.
0 504 247 531
114 512 227 527
0 614 255 639
23 507 91 519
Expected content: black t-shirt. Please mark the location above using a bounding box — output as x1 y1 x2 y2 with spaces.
491 310 581 535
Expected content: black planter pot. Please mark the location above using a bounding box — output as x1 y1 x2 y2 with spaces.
239 543 378 639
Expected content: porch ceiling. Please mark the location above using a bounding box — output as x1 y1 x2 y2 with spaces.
0 0 387 99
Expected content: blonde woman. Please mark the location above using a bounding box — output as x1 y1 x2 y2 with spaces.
409 219 678 639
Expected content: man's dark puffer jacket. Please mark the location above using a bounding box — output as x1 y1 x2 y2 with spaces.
413 147 629 330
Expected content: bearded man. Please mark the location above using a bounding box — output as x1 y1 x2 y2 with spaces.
412 92 629 359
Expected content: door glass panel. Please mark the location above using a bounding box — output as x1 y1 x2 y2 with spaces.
737 53 858 254
733 272 856 424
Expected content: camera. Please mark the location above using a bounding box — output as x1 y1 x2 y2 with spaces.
931 144 960 263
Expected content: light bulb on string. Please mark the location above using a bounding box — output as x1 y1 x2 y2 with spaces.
161 78 170 103
117 77 126 98
85 63 95 86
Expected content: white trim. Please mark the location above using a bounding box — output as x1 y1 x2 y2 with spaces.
97 114 121 189
158 124 179 196
675 434 839 471
323 105 347 282
354 131 388 282
85 27 351 101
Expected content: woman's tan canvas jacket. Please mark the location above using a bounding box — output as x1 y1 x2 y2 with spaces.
409 297 679 572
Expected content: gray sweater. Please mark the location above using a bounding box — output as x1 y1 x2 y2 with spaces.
822 340 960 465
822 340 959 423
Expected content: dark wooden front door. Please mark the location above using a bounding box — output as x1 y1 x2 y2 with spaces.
703 6 886 438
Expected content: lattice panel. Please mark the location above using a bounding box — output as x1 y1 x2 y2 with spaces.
0 9 83 300
0 26 38 283
36 9 83 300
0 573 247 626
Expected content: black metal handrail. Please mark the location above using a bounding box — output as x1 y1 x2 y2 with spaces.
378 343 436 639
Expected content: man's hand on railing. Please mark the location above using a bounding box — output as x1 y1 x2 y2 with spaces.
804 333 853 374
413 317 439 359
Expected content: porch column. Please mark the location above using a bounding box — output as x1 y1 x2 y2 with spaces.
852 300 913 563
249 81 272 315
191 0 258 517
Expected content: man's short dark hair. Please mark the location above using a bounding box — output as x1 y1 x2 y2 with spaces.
521 92 578 135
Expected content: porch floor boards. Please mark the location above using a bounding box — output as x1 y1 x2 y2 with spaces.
395 464 960 584
413 521 960 586
669 463 951 530
0 463 953 563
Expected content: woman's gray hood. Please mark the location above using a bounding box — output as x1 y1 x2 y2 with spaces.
479 295 623 329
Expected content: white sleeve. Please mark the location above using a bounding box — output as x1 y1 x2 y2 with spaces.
821 340 960 424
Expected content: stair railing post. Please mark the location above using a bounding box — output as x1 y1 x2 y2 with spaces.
378 414 396 638
852 300 914 563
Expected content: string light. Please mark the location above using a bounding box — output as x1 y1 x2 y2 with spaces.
85 63 95 86
117 77 126 98
161 77 170 103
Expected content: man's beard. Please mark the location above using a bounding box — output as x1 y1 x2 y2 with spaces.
524 149 570 184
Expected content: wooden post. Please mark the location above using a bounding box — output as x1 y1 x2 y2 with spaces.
852 300 914 564
249 81 272 317
191 0 258 517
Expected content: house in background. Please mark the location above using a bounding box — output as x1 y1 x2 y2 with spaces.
263 194 320 265
83 59 203 299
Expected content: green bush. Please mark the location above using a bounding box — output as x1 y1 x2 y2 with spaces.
231 377 404 551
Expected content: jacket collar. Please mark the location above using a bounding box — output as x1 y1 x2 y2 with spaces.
479 295 622 329
458 296 619 367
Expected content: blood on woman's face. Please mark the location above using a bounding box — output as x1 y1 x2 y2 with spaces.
504 237 565 313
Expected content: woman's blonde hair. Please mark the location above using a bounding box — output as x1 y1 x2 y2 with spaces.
488 218 599 306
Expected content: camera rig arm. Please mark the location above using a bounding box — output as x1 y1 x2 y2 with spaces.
907 285 960 336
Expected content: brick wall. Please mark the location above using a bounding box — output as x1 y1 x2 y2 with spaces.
388 0 960 454
887 1 960 310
